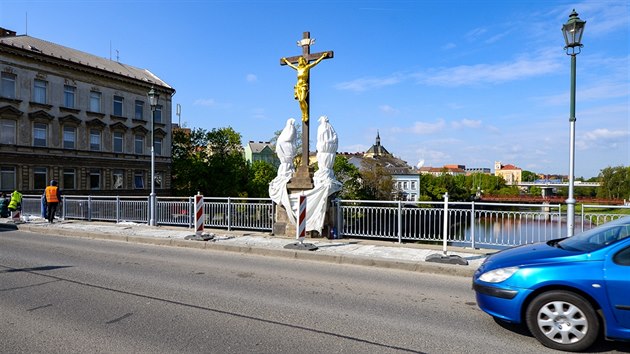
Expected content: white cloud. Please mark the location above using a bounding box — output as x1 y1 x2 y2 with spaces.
379 104 399 114
417 54 562 87
583 128 628 141
452 119 482 129
246 74 257 82
442 42 456 50
411 119 446 134
193 98 216 107
335 75 402 92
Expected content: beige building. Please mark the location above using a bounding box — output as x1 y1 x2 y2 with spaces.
494 161 522 185
0 28 175 195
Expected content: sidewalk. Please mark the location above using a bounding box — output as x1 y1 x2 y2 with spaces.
1 216 493 277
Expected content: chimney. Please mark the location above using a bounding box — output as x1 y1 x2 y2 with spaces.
0 28 17 37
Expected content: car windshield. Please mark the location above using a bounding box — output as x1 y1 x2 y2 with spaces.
557 221 630 252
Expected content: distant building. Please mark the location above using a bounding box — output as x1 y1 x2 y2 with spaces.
419 166 466 176
494 161 522 185
341 132 418 200
465 167 491 175
244 141 279 168
0 28 175 195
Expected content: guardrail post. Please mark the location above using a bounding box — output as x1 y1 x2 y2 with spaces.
557 204 562 235
61 195 66 220
116 196 120 223
187 196 193 229
227 197 232 231
471 201 476 249
442 192 449 255
335 198 343 238
397 200 402 243
87 196 92 222
580 203 584 232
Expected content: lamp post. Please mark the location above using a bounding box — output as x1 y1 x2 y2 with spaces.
562 9 586 237
147 87 160 226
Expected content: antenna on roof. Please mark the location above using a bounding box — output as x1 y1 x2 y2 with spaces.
116 49 119 62
176 104 181 126
25 12 28 35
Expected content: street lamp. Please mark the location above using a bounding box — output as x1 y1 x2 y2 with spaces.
562 9 586 237
147 87 160 226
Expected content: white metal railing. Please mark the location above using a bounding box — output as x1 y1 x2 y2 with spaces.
17 194 630 249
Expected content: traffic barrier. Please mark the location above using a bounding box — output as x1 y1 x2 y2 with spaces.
195 192 204 236
297 194 306 242
11 209 21 222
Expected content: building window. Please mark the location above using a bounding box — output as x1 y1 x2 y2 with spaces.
0 166 16 190
33 123 47 147
33 79 47 104
34 167 47 190
113 95 124 116
89 169 101 190
135 100 144 120
63 168 76 190
89 91 101 112
1 72 16 99
89 129 101 151
134 171 144 189
134 134 144 154
113 169 124 189
63 126 76 149
1 119 16 144
113 131 124 153
411 181 416 190
64 85 76 108
153 106 162 123
154 136 162 156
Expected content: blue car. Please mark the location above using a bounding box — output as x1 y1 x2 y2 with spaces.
473 215 630 352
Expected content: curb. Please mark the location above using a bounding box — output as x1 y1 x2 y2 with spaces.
9 223 476 277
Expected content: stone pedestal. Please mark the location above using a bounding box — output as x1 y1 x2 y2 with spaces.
287 165 313 190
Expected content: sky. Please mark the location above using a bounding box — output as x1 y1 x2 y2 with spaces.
1 0 628 179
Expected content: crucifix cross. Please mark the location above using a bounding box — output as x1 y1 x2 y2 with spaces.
280 31 334 188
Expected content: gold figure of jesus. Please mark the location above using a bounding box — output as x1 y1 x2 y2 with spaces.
281 52 328 122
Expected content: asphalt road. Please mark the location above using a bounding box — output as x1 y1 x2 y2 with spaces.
1 229 627 353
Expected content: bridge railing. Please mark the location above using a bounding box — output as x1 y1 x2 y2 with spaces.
336 199 565 248
17 194 630 249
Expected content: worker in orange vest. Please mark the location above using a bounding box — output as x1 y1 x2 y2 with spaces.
44 180 61 223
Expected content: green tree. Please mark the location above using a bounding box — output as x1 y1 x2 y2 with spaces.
358 158 394 200
521 170 537 182
205 127 249 197
597 166 630 200
332 155 362 200
171 128 212 196
246 160 277 198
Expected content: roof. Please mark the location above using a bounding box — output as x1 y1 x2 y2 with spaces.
0 34 173 90
247 141 274 153
498 164 521 171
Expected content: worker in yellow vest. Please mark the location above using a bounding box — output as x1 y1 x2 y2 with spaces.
44 180 61 223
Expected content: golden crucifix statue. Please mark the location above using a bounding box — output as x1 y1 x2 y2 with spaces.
281 52 328 122
280 32 334 189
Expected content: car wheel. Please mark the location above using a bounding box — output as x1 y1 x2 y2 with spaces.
525 290 600 352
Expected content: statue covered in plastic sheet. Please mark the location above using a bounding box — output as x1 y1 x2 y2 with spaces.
269 118 297 221
313 115 341 189
275 118 297 177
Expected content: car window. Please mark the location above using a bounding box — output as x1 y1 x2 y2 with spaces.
613 247 630 266
558 225 628 252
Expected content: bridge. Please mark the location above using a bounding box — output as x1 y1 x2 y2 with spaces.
514 181 601 187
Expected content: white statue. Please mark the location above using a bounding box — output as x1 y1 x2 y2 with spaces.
314 115 338 185
275 118 297 177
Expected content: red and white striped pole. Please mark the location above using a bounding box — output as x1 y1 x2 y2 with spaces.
296 194 306 243
195 192 204 237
